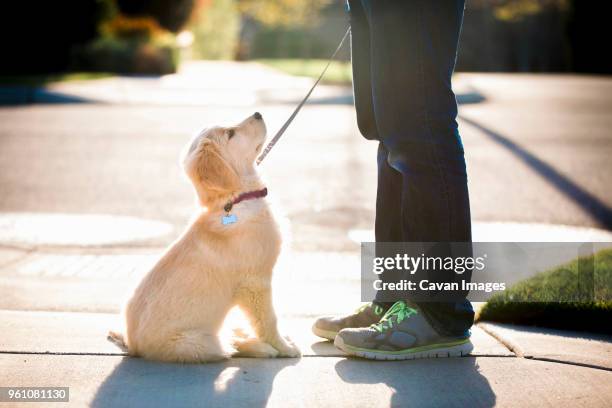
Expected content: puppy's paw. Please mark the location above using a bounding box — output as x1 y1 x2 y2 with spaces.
255 342 281 358
274 337 301 358
232 337 280 358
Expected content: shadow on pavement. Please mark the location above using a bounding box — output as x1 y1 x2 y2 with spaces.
92 356 298 408
0 87 95 105
460 114 612 230
335 357 495 407
456 91 487 105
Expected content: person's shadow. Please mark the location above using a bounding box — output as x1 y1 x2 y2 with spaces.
335 357 496 407
91 356 298 407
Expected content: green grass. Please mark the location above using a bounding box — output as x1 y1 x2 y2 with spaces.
477 248 612 333
256 59 352 85
0 72 112 86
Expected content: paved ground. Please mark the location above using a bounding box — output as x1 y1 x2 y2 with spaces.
1 62 611 407
2 311 611 407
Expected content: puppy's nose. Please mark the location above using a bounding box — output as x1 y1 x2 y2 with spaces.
253 112 262 120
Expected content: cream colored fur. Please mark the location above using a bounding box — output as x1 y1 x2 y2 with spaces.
108 113 300 363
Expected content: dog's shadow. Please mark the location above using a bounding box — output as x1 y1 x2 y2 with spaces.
91 356 297 408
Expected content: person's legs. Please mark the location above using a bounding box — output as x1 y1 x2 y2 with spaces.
314 0 474 343
366 0 474 336
374 142 474 336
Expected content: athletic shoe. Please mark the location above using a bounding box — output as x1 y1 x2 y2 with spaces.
312 302 387 340
334 301 473 360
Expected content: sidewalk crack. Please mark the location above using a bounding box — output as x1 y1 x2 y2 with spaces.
477 323 524 358
526 356 612 372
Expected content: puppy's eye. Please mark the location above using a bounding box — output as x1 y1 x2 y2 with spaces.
227 129 235 139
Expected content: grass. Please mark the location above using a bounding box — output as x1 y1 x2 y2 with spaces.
0 72 112 86
477 248 612 333
256 58 352 85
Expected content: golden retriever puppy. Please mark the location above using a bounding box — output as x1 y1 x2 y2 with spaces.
109 112 300 363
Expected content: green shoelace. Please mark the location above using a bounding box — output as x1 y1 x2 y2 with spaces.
372 301 418 333
356 302 385 316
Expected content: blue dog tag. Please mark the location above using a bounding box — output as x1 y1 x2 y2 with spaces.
222 214 237 225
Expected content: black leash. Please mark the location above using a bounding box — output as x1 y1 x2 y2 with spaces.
256 26 351 166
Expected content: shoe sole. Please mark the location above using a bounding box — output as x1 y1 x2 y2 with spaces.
334 336 473 361
311 324 338 341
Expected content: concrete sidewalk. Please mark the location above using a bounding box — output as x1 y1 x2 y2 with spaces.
2 246 611 407
1 310 611 407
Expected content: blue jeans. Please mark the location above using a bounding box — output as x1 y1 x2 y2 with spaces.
349 0 474 336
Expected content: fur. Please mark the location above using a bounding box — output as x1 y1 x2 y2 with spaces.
108 113 300 363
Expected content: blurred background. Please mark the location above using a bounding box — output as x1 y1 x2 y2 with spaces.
1 0 610 76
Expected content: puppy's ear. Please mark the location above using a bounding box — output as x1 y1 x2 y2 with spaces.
194 139 240 194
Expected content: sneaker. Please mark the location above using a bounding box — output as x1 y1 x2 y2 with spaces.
334 301 473 360
312 302 387 340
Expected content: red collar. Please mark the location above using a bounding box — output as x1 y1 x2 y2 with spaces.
224 187 268 213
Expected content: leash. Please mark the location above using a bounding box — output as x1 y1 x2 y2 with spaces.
256 26 351 166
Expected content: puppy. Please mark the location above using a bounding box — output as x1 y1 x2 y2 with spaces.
108 112 300 363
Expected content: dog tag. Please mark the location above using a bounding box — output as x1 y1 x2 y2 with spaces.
222 214 237 225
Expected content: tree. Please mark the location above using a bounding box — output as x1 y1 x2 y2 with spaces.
116 0 196 32
237 0 332 28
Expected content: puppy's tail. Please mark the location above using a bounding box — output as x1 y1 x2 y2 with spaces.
107 330 129 353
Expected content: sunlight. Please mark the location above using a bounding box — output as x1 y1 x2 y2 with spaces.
0 213 172 246
213 367 240 393
219 307 254 343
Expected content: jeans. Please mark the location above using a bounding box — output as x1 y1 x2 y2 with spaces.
349 0 474 336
